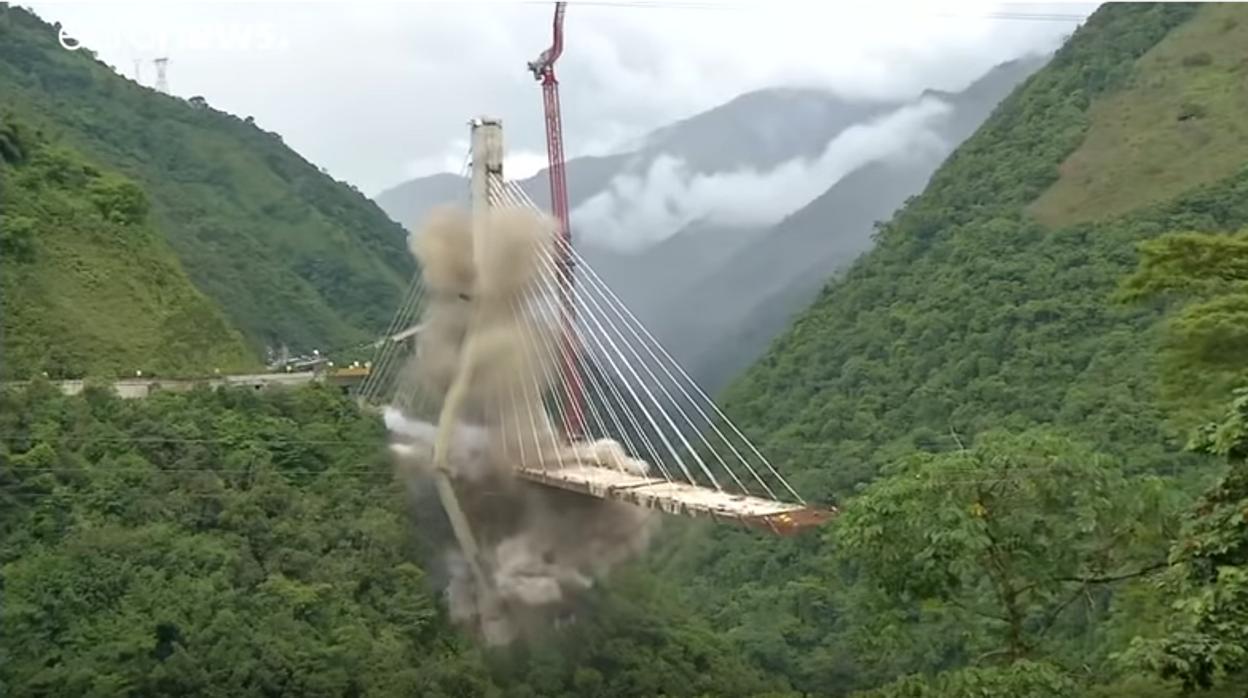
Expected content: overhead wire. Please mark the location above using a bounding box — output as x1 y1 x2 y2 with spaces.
501 178 804 501
516 0 1094 23
491 179 676 480
497 178 749 494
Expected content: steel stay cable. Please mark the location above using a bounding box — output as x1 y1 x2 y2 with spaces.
525 204 739 492
363 148 474 406
0 470 1183 494
491 180 673 479
492 182 671 478
532 208 803 501
362 276 426 403
493 179 704 487
506 182 780 497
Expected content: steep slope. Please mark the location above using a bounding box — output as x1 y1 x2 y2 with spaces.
657 3 1248 694
0 117 255 379
654 56 1048 392
1029 7 1248 227
724 2 1247 472
633 87 894 175
0 5 416 355
582 221 764 337
679 157 936 391
377 68 1035 387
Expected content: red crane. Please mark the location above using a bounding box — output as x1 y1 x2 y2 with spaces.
528 1 586 440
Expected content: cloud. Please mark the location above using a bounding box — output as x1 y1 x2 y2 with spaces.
570 96 955 251
24 1 1096 194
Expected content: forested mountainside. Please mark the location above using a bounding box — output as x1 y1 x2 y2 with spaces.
655 56 1048 392
3 3 1247 698
654 2 1248 695
0 4 416 358
1 117 255 379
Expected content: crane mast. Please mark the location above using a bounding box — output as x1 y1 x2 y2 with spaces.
528 1 586 440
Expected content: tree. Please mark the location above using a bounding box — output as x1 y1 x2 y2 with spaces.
847 661 1081 698
834 429 1177 666
1132 391 1248 690
1117 230 1248 404
1118 229 1248 690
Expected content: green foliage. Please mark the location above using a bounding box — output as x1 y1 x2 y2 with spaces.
5 1 1248 696
660 4 1248 697
1114 227 1248 691
0 117 256 379
1119 230 1248 404
1121 392 1248 692
836 429 1178 663
0 383 485 697
1029 2 1248 227
847 661 1081 698
0 4 418 354
0 383 782 698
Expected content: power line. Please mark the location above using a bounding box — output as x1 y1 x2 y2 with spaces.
519 0 1093 22
153 57 169 94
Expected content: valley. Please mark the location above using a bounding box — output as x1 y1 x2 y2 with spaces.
377 56 1049 395
2 2 1247 698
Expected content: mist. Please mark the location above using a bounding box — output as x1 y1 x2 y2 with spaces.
569 96 955 251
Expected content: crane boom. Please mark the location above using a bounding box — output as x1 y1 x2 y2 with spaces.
528 1 586 439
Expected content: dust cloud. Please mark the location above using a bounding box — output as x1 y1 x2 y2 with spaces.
384 203 659 646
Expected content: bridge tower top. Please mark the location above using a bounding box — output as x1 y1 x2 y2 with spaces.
469 118 505 275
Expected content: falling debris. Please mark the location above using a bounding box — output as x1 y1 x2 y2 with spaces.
385 204 659 646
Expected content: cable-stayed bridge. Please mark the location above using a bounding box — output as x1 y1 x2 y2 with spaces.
357 115 835 539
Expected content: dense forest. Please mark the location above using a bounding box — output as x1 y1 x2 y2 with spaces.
2 2 1247 697
0 116 255 379
0 382 785 698
0 3 417 358
654 3 1248 694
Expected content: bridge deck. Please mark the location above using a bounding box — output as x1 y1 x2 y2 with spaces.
515 463 835 535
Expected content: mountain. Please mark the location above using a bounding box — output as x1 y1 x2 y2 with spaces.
657 2 1248 695
656 56 1050 391
6 3 1248 697
375 88 897 231
1 117 255 379
375 64 1043 391
374 87 904 329
0 4 416 358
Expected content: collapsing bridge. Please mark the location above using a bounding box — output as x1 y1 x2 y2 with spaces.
359 3 833 557
361 115 834 536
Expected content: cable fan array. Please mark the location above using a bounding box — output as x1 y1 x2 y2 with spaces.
362 173 833 534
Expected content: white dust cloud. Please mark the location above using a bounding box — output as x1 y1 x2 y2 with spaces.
385 203 659 646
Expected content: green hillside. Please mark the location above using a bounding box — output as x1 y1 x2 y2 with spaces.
1 117 255 379
0 382 784 698
0 4 416 356
3 2 1247 697
656 1 1248 695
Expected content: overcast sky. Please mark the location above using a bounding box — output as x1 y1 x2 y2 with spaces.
27 1 1097 196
